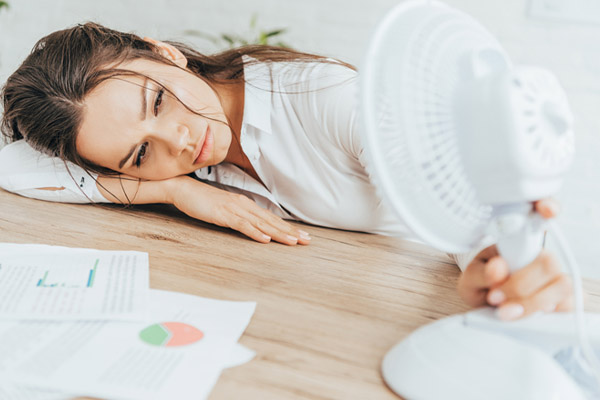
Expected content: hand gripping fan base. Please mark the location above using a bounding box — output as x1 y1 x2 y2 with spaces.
360 1 599 399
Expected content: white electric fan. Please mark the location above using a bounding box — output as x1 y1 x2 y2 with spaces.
361 1 600 399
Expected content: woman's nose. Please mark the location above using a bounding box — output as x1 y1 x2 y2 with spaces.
166 124 190 156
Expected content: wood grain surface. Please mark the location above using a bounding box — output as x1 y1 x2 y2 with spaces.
1 188 599 400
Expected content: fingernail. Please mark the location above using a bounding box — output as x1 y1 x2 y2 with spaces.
488 289 505 306
262 234 271 242
496 304 524 321
299 230 311 240
287 235 298 243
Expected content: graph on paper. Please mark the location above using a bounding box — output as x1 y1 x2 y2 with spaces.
139 322 204 347
36 259 99 288
0 244 149 320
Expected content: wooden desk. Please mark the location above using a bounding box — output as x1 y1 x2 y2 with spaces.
1 188 599 399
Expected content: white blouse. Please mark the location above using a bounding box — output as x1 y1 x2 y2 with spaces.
0 59 478 270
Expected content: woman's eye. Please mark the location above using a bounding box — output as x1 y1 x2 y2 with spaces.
135 142 148 167
153 88 164 116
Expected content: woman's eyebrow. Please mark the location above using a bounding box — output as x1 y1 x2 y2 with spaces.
119 144 137 169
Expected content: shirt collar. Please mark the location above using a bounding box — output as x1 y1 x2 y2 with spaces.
242 55 273 135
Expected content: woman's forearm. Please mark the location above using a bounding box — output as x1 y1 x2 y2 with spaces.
95 175 187 205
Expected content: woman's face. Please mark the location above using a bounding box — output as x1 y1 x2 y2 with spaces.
77 58 232 180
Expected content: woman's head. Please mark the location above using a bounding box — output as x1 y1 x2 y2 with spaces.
1 22 335 180
1 23 244 179
79 57 240 180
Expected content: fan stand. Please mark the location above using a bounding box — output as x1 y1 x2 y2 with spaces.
381 309 596 400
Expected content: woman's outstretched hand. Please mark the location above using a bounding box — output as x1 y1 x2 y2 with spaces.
170 176 311 245
97 174 310 245
457 199 573 320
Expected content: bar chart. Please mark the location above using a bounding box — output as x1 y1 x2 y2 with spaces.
36 259 99 288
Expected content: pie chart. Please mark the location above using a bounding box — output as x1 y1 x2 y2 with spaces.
139 322 204 347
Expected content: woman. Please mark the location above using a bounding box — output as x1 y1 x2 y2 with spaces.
0 23 573 320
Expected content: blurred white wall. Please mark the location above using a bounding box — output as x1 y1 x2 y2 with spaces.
0 0 599 278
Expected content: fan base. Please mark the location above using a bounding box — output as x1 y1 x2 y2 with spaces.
382 309 596 399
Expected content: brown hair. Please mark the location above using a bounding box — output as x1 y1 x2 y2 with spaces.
1 22 353 178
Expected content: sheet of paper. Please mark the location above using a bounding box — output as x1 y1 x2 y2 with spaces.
224 343 256 369
3 289 256 400
0 343 256 400
0 243 149 321
0 382 66 400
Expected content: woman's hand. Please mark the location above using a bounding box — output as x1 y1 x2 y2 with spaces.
457 199 573 320
169 176 311 245
97 174 311 245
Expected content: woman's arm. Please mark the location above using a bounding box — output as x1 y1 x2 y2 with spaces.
0 140 108 203
0 140 310 245
98 174 310 245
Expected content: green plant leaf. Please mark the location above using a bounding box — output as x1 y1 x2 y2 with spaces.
264 29 286 38
258 32 267 45
184 13 290 50
0 1 9 10
221 34 235 46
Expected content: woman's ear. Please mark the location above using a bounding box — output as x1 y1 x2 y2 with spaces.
143 37 188 69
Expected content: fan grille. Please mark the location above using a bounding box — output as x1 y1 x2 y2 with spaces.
362 1 501 252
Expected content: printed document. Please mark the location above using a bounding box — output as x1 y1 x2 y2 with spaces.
0 243 149 321
2 289 256 400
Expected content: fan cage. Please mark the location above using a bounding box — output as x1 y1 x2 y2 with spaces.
361 0 505 252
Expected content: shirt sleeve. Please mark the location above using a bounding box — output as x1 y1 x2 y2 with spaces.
271 61 361 161
0 140 110 203
319 64 361 160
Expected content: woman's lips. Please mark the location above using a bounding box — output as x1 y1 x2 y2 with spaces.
193 126 213 165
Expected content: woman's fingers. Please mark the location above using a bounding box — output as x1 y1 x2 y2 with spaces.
457 245 573 318
491 251 560 301
460 246 504 287
254 218 299 245
227 196 311 245
457 247 510 307
463 256 508 289
247 201 311 245
555 292 575 312
533 198 560 219
457 201 572 317
172 179 311 245
487 251 573 320
496 274 573 320
462 257 509 306
457 263 489 307
231 217 273 244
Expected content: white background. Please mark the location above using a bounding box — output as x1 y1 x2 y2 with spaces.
0 0 599 277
